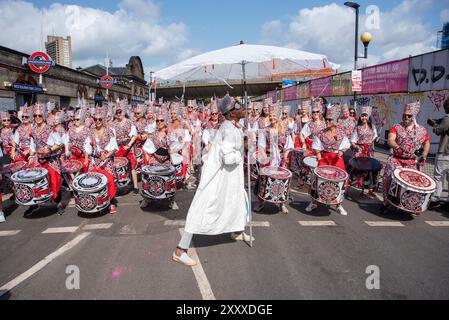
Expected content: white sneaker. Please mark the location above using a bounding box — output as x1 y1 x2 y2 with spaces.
0 211 5 223
140 198 149 208
280 203 289 214
231 232 255 242
170 200 179 210
172 251 197 266
305 202 317 212
337 205 348 216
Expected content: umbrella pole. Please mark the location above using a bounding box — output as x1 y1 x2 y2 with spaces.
241 60 253 248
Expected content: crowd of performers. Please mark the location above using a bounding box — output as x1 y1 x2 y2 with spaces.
0 94 432 222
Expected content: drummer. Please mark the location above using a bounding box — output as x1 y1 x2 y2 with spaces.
1 111 14 159
141 109 180 210
293 101 311 148
144 104 156 134
83 107 118 214
202 100 221 155
349 106 379 194
27 103 65 216
299 101 326 154
337 104 357 139
168 103 189 187
133 104 149 149
380 102 430 213
112 102 139 194
254 103 289 214
257 98 271 130
11 106 33 163
305 104 350 216
65 109 91 172
281 105 295 165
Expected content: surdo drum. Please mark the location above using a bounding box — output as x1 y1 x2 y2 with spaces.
114 156 131 188
141 165 176 200
387 168 436 214
347 157 382 191
250 150 270 180
289 148 304 175
11 167 52 205
1 161 27 194
72 172 109 213
60 159 83 191
257 166 292 204
311 165 348 205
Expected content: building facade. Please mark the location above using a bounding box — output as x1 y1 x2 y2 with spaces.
46 35 73 69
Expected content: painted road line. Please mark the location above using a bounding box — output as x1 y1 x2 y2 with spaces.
365 221 405 227
83 223 113 230
178 229 215 300
0 230 21 237
298 220 337 226
425 221 449 227
0 232 91 296
166 220 270 227
42 227 79 234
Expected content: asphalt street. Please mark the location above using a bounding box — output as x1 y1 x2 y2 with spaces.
0 184 448 300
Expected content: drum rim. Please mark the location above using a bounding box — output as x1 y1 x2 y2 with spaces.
349 157 381 171
11 167 49 182
61 159 83 173
114 156 129 166
392 168 436 193
141 164 176 175
2 161 26 174
259 166 293 179
303 156 318 167
72 172 108 192
314 165 349 181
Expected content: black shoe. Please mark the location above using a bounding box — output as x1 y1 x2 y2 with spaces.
379 204 389 213
24 205 38 217
133 188 139 194
56 203 65 215
8 194 15 202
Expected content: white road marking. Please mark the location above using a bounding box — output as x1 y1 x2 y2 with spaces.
0 230 21 237
247 221 270 227
178 229 215 300
119 224 137 235
0 232 91 296
166 220 270 228
298 220 337 226
83 223 113 230
365 221 405 227
425 221 449 227
42 227 79 234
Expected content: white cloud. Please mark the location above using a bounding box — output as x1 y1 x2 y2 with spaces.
0 0 191 71
260 0 437 71
260 20 283 45
441 9 449 23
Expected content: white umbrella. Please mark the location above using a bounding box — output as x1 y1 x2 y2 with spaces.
155 43 339 82
156 43 339 247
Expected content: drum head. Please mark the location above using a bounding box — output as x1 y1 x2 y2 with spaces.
349 157 381 172
141 164 176 176
114 157 129 168
393 168 436 193
303 156 318 168
11 168 48 182
259 166 292 179
73 172 108 192
314 166 348 181
61 160 83 173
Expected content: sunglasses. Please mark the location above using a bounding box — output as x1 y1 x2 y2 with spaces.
75 118 81 121
34 114 43 118
94 118 103 122
156 119 164 123
212 113 218 115
325 118 333 122
22 116 30 119
116 110 123 115
135 112 141 115
282 112 288 115
312 111 320 114
2 119 10 122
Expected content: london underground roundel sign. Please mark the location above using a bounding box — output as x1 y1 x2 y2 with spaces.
27 51 54 74
99 75 114 89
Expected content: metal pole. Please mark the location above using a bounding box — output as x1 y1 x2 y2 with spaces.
106 53 109 99
149 71 154 102
242 60 253 248
353 7 359 110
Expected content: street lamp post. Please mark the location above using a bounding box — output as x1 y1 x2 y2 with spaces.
344 2 372 109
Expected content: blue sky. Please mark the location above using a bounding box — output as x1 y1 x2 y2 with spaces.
1 0 447 78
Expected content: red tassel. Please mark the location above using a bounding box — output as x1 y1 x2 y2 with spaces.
272 59 275 70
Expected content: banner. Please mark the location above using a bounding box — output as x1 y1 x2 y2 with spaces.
408 49 449 92
351 70 362 92
362 58 409 94
332 72 351 96
298 82 310 98
310 76 331 97
281 85 297 101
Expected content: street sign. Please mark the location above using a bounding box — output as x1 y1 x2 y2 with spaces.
27 51 54 74
351 70 362 92
11 83 44 93
98 75 114 89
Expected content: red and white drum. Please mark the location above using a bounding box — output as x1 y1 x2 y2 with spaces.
250 150 270 180
289 148 304 174
387 168 436 214
141 165 177 200
257 166 292 204
61 159 83 191
312 165 348 205
302 156 318 185
1 161 27 194
114 156 131 188
135 148 144 174
72 172 109 213
11 167 52 205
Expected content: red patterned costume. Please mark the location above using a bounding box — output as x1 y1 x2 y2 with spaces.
313 127 350 171
67 125 91 172
351 124 378 158
337 116 357 138
112 118 138 169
